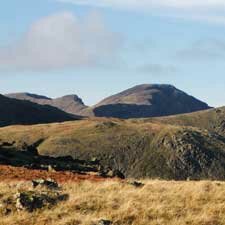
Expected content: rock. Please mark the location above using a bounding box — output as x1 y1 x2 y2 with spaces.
111 169 125 179
100 168 125 179
15 191 45 212
90 157 100 164
0 198 13 215
3 208 11 215
32 178 59 190
105 169 114 178
96 121 117 129
48 165 56 172
15 190 68 212
40 164 49 170
129 181 145 188
98 219 112 225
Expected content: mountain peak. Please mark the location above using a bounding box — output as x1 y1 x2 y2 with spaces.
91 84 210 118
132 83 176 89
57 94 85 105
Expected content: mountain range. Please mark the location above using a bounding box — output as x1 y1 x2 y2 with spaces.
0 84 225 180
6 84 211 119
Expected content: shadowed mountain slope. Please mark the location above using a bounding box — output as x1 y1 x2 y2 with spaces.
7 84 211 119
0 94 78 127
86 84 211 118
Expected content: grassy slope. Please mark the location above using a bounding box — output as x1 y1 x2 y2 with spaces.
150 107 225 136
1 116 225 180
1 180 225 225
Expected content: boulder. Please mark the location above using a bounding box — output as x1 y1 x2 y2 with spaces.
99 168 125 179
32 178 59 190
15 191 49 212
15 190 68 212
129 181 145 188
48 165 56 172
111 169 125 179
98 219 112 225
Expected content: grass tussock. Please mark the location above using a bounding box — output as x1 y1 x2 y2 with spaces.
0 180 225 225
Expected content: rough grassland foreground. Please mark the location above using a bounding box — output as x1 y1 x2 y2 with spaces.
0 180 225 225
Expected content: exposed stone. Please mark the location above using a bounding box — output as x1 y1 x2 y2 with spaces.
112 169 125 179
90 157 100 164
48 165 56 172
96 121 118 129
100 168 125 179
40 164 49 170
32 178 59 190
15 191 44 212
98 219 112 225
15 190 68 212
129 181 145 188
3 208 11 215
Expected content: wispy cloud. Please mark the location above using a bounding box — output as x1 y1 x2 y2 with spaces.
57 0 225 24
57 0 225 9
137 64 178 76
0 11 122 71
177 39 225 61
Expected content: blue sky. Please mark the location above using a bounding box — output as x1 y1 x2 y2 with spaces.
0 0 225 106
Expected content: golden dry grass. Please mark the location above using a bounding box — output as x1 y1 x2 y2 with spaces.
0 180 225 225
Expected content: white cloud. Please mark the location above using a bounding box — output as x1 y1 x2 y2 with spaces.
137 64 177 76
57 0 225 9
57 0 225 24
177 39 225 61
0 11 122 71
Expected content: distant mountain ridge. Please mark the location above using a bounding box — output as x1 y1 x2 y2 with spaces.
6 93 88 116
6 84 211 119
0 94 78 127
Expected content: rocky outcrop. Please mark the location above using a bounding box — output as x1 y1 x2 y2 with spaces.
15 190 68 212
32 178 59 190
0 179 68 213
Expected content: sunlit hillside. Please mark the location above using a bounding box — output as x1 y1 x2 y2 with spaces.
1 115 225 180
